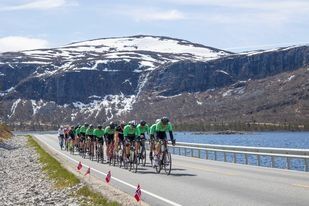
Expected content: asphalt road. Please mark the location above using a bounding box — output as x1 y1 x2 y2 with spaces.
32 133 309 206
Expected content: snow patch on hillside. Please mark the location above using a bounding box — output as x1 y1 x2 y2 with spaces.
287 75 295 81
8 99 21 118
73 94 136 120
31 100 46 115
65 36 229 60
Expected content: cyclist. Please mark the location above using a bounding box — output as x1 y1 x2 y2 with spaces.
79 123 88 150
136 120 149 159
115 121 126 150
73 125 81 151
93 125 105 162
154 117 176 166
115 121 126 145
58 125 65 149
104 122 117 163
123 121 138 161
64 126 70 150
68 126 75 151
149 119 160 161
86 125 95 158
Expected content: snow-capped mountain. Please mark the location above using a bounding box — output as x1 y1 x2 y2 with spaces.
0 35 308 129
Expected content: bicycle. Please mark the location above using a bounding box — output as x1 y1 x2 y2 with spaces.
112 141 124 167
64 137 69 151
136 138 146 166
155 139 173 175
96 139 105 163
148 137 155 166
124 140 137 172
58 135 64 150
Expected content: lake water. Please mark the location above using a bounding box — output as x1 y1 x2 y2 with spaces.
173 132 309 171
174 132 309 149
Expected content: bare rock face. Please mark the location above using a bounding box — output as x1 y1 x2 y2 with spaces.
0 35 308 129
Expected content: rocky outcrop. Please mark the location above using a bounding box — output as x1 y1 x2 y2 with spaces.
144 46 309 95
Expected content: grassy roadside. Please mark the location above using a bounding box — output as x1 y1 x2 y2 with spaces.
27 135 119 206
0 124 13 141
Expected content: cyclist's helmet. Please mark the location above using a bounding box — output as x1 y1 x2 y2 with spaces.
109 122 116 129
84 123 89 127
90 124 94 128
140 120 146 126
129 120 137 127
161 116 169 125
155 119 161 124
120 121 126 128
98 125 103 129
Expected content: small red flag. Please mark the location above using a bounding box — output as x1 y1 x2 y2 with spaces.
84 167 90 176
77 161 82 171
134 184 141 202
105 171 111 183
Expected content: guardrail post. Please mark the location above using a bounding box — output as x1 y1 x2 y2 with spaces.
191 149 193 157
286 157 290 169
305 158 308 172
184 148 187 156
271 156 275 168
257 155 260 166
224 152 227 162
233 153 236 163
205 150 208 159
198 149 201 158
178 147 180 155
245 154 248 165
214 151 217 160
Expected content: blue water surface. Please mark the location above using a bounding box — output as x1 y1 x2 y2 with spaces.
174 132 309 149
172 132 309 171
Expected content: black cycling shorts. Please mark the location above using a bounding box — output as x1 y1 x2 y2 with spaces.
156 131 167 140
125 135 136 145
96 137 104 144
118 133 124 143
106 134 114 144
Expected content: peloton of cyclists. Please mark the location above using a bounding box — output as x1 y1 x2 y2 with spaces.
58 117 176 168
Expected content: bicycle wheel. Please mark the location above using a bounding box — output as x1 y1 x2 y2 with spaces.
119 150 123 168
96 149 100 163
164 152 172 175
149 151 153 166
134 153 138 173
142 148 146 166
155 155 162 174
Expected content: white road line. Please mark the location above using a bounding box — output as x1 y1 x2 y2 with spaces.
35 135 182 206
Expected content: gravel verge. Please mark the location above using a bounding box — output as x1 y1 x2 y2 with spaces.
0 135 80 206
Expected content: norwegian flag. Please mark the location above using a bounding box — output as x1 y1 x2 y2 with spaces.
77 161 82 171
105 171 111 183
84 167 90 176
134 184 141 202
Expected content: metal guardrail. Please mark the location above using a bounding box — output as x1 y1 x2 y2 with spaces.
148 142 309 172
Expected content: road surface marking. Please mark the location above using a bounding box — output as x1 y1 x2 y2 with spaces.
35 135 182 206
293 184 309 189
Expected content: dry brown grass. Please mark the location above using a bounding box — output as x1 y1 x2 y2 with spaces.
0 124 13 141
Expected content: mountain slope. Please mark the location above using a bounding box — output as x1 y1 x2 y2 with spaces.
0 35 308 129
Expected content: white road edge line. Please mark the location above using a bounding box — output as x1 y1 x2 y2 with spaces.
35 135 182 206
